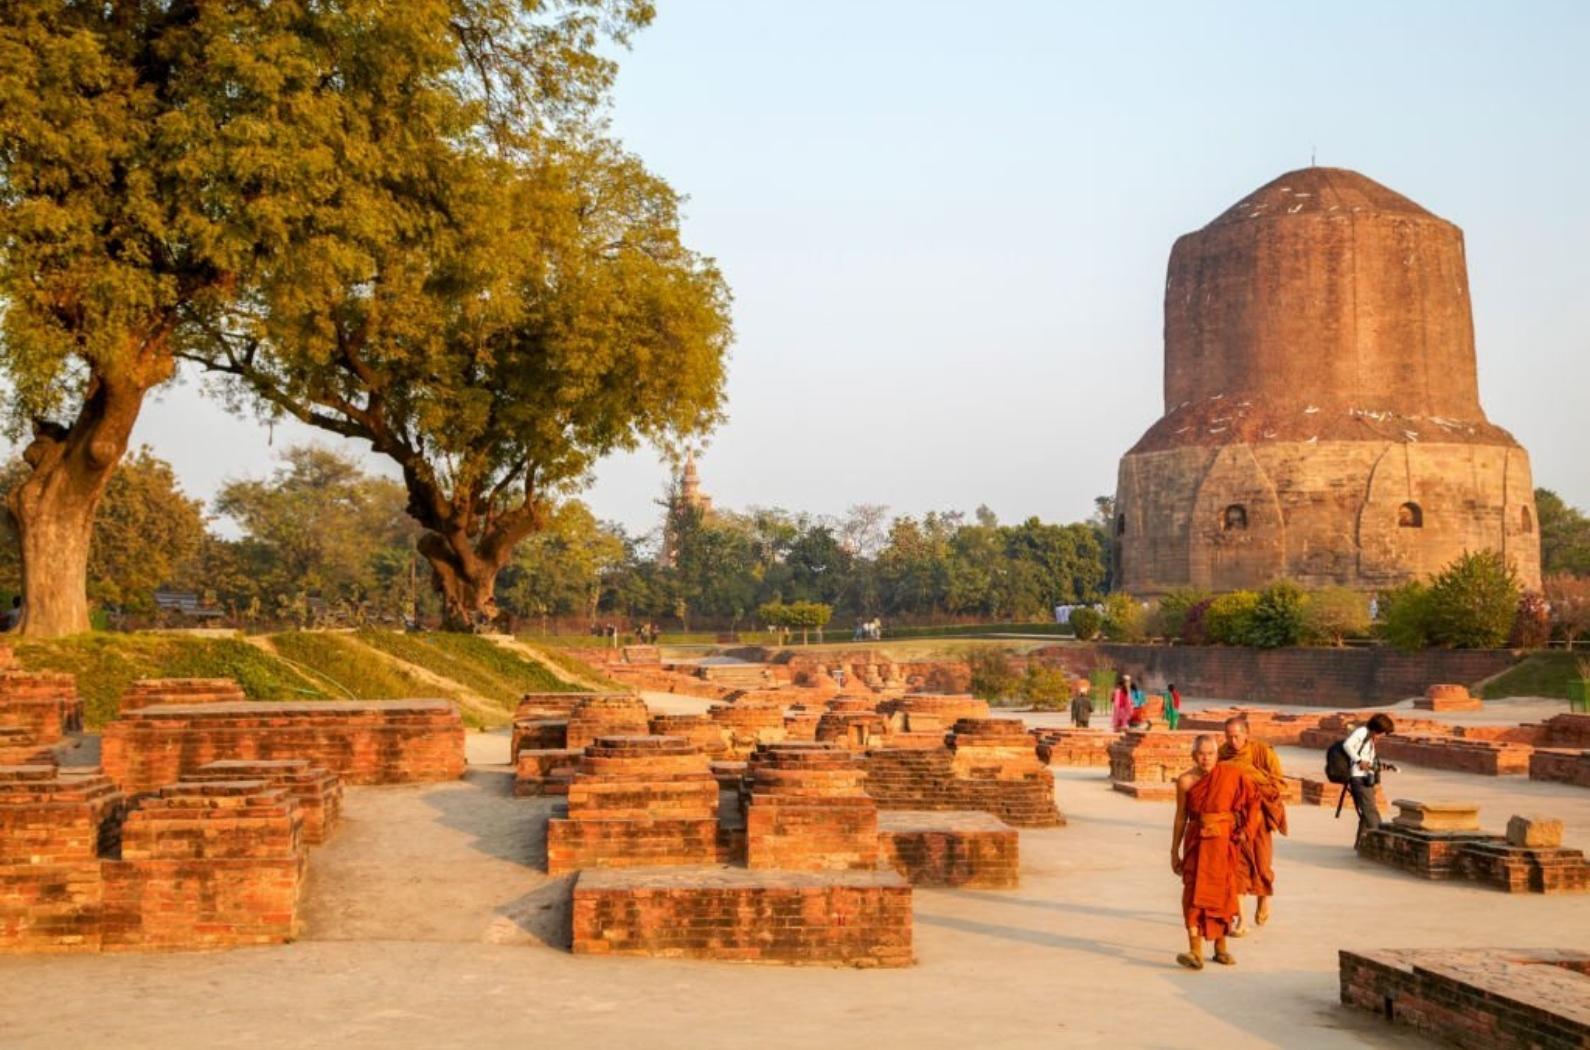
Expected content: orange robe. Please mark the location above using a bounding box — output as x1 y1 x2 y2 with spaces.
1180 763 1254 940
1218 739 1287 897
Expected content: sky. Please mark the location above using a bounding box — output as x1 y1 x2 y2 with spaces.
56 0 1590 538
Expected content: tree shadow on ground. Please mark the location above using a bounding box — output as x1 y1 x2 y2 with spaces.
418 770 555 871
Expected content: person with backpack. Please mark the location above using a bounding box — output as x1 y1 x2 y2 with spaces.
1328 713 1397 839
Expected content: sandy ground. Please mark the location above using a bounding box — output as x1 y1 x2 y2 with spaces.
4 704 1588 1049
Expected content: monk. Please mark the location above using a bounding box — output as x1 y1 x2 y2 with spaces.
1219 715 1287 931
1171 734 1255 970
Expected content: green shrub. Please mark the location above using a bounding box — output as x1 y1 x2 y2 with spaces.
1425 550 1520 649
1100 593 1145 642
1017 663 1071 709
1303 587 1371 646
1379 582 1433 651
1149 588 1208 641
966 647 1020 701
1088 667 1116 711
1070 607 1102 641
1248 580 1309 648
1205 591 1260 645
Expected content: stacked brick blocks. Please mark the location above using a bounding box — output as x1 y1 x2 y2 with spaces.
0 671 84 749
1341 948 1590 1049
1033 728 1116 767
864 722 1061 828
1357 800 1588 894
0 766 124 952
709 699 788 757
545 735 722 875
876 811 1018 888
564 695 651 751
119 678 245 713
181 759 342 844
571 867 912 967
745 743 878 871
101 699 465 794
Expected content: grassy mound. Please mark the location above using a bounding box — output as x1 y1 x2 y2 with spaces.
355 630 576 712
265 631 456 702
1481 652 1580 700
14 633 326 727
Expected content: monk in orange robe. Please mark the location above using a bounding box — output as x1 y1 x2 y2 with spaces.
1171 734 1254 969
1219 716 1287 930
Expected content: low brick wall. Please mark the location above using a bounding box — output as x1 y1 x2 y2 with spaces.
180 760 342 845
863 748 1062 827
100 700 466 794
1341 948 1590 1048
1097 645 1520 708
0 672 84 744
876 810 1018 888
1377 736 1534 776
1529 749 1590 789
570 867 913 967
1357 824 1588 894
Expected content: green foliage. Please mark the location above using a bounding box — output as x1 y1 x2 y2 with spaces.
1545 573 1590 648
1424 550 1520 649
1536 489 1590 576
1379 583 1434 651
14 634 324 727
966 647 1020 702
1247 580 1310 648
1303 587 1372 646
498 501 627 621
1100 593 1145 642
1070 606 1102 641
1088 667 1117 710
1149 588 1209 641
1018 663 1071 709
1205 591 1260 646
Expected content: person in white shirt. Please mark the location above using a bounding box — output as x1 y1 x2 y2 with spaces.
1342 713 1396 835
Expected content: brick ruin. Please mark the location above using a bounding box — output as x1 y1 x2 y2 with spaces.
744 742 879 871
1300 711 1590 786
876 811 1018 888
0 671 85 762
1108 729 1205 800
1032 727 1116 767
1341 948 1590 1049
1414 683 1484 712
1357 800 1587 894
0 760 341 954
102 698 466 794
118 677 247 712
864 718 1063 827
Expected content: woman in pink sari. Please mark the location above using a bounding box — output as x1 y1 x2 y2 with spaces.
1110 674 1133 731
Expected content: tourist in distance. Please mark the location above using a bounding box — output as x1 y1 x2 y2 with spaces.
1218 716 1287 933
1341 713 1398 837
1110 674 1133 731
1164 683 1182 731
1171 734 1255 970
1069 684 1092 728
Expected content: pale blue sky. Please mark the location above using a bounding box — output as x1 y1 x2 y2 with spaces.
113 1 1590 537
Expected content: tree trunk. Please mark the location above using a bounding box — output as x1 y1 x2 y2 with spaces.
418 531 509 632
5 369 156 638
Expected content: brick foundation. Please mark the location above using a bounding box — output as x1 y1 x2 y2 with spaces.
1377 736 1533 776
1340 948 1590 1049
100 699 466 794
0 672 84 744
1177 707 1331 746
570 867 913 967
709 701 788 757
1357 824 1589 894
876 810 1019 888
564 696 651 751
1108 729 1202 798
545 736 722 875
513 748 580 797
1414 683 1484 712
1098 643 1519 708
745 743 878 872
863 747 1062 827
1529 749 1590 789
1032 727 1116 767
118 678 246 713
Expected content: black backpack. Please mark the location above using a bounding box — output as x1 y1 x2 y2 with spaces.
1324 738 1354 784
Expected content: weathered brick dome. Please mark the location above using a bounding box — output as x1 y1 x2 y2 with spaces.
1114 167 1540 595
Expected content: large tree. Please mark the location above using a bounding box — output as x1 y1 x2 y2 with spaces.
190 120 731 629
0 0 645 636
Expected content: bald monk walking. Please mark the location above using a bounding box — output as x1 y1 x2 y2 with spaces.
1171 734 1255 970
1219 715 1287 932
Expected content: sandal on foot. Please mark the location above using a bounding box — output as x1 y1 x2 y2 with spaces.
1213 951 1236 966
1228 919 1248 939
1255 904 1271 927
1176 952 1204 970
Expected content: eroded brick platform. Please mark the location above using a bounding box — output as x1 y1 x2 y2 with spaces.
876 810 1018 888
564 695 651 751
1032 727 1116 767
1341 948 1590 1049
1530 749 1590 789
865 743 1062 828
0 672 84 745
1414 683 1484 712
1177 707 1329 746
648 714 729 758
100 700 466 794
1358 800 1589 893
513 748 580 797
545 736 722 874
570 866 913 967
709 700 788 757
1109 730 1202 800
181 759 342 844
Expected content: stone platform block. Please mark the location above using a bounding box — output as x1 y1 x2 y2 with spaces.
1507 814 1563 849
571 866 913 967
1392 799 1480 832
876 810 1018 888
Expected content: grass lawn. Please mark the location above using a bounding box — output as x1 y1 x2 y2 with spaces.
266 631 458 702
355 630 576 713
1482 651 1585 700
